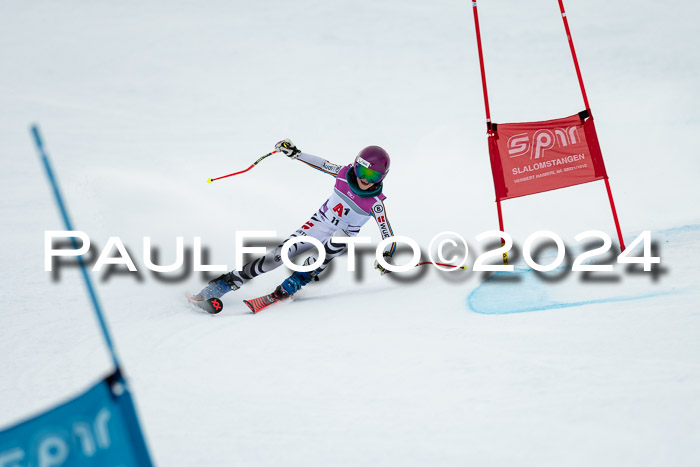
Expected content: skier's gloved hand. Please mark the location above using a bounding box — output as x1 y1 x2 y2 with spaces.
275 139 301 159
374 251 393 275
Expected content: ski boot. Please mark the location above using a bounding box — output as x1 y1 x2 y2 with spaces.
191 273 239 301
278 270 317 297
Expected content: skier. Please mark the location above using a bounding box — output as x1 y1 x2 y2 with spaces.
189 139 396 311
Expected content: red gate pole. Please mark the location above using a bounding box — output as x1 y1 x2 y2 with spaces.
496 200 505 232
557 0 591 112
496 199 509 265
472 0 492 132
558 0 625 251
604 179 626 251
472 1 509 263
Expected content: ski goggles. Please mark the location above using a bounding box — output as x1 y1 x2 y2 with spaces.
354 164 384 184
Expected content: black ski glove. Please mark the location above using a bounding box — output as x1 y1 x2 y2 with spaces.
275 139 301 159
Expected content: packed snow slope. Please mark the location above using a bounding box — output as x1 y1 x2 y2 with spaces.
1 1 699 466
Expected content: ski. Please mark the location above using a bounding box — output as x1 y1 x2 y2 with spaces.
243 288 290 314
185 294 224 314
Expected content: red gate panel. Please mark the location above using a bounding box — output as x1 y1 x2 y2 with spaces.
488 112 608 201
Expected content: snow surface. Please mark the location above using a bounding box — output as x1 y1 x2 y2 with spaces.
1 0 699 466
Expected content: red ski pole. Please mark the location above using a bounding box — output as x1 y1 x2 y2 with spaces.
416 262 468 270
207 150 279 184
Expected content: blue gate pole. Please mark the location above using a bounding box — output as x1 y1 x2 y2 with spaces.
30 124 121 370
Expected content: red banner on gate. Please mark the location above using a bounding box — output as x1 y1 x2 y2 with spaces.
488 112 608 201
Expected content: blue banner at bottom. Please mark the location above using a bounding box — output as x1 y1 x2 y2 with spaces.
0 371 152 466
